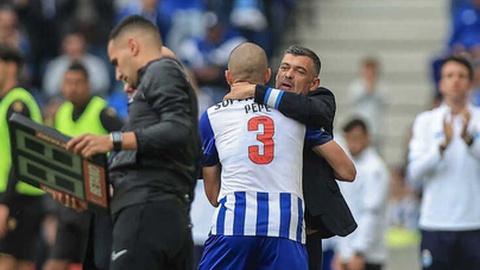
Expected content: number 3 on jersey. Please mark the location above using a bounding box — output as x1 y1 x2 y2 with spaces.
248 116 275 164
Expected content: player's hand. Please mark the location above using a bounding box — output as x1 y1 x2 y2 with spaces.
66 134 112 158
0 204 9 238
224 82 256 101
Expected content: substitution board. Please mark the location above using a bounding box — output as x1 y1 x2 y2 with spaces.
9 113 109 214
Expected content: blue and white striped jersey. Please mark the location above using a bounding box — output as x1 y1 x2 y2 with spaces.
200 98 331 244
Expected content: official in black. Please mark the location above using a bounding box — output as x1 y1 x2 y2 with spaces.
67 15 201 270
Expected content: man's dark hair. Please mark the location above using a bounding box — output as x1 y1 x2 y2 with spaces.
284 45 321 76
67 61 89 79
343 118 369 134
109 15 161 43
0 42 25 71
441 55 474 81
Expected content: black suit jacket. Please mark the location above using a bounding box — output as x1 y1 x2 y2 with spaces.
255 86 357 238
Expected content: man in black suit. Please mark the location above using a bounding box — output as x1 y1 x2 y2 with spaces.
225 45 357 270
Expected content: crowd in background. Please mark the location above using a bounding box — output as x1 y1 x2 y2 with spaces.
1 0 480 269
0 0 297 120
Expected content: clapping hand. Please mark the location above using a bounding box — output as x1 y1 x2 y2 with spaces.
460 108 473 145
442 115 454 147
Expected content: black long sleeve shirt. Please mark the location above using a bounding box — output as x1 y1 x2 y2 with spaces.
109 58 202 215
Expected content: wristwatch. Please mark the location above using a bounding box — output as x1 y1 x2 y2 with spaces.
467 136 475 147
110 132 123 152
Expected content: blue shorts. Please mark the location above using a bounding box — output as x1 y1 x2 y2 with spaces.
198 234 308 270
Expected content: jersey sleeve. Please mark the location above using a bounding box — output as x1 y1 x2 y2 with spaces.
305 126 332 147
199 111 219 166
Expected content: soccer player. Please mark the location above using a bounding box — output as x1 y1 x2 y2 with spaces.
198 42 354 269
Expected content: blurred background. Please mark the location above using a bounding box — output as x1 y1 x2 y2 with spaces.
2 0 478 269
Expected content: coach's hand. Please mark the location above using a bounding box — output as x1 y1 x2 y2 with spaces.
224 82 256 101
67 134 112 158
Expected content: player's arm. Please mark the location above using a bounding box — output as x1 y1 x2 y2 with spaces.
226 83 335 130
312 141 356 182
307 127 356 182
199 111 221 207
203 164 220 207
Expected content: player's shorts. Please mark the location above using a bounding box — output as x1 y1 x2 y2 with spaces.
198 234 308 270
0 195 44 261
51 207 91 262
109 199 193 270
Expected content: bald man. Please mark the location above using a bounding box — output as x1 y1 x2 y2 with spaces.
66 15 201 270
197 43 353 270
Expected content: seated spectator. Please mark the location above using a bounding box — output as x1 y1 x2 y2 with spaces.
449 0 480 51
0 5 32 86
42 32 110 98
0 5 30 53
116 0 172 42
347 57 387 150
177 12 246 103
470 58 480 106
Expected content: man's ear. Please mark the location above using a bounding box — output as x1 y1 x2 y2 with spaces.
310 77 320 91
225 70 233 85
264 68 272 84
128 38 139 56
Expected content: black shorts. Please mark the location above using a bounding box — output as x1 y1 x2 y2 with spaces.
51 207 91 262
0 195 44 261
110 199 193 270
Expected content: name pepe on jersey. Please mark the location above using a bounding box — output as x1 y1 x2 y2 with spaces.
200 98 332 244
214 98 272 114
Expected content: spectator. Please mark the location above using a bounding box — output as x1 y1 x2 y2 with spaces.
178 12 246 103
469 58 480 106
42 32 110 99
14 0 77 89
116 0 171 43
0 5 30 53
347 57 387 150
449 0 480 51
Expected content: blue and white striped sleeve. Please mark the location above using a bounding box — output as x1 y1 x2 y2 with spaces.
305 126 333 147
199 111 219 166
263 87 285 109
